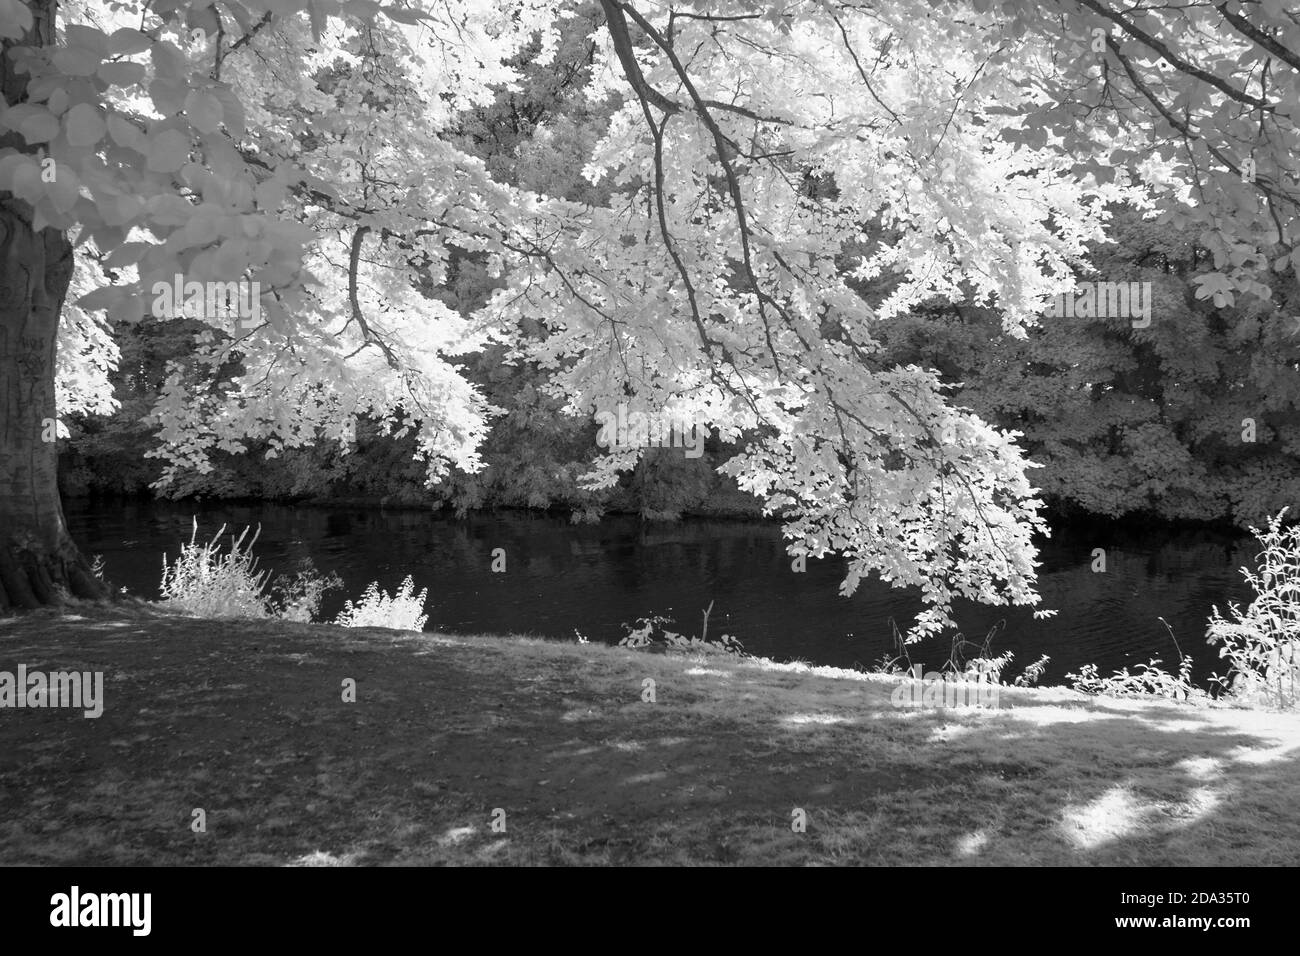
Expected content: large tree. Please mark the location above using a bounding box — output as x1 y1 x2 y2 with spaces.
0 0 101 605
1 0 1295 637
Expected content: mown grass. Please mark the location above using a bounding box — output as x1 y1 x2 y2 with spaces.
1 602 1297 865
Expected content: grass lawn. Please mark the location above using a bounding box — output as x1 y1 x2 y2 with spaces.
1 602 1298 865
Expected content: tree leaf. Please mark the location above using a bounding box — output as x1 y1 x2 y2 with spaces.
107 28 152 56
146 129 191 173
18 108 59 144
64 104 106 148
184 90 224 134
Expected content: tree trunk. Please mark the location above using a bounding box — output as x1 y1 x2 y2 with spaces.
0 0 106 610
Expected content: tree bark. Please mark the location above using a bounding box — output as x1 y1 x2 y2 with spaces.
0 0 106 610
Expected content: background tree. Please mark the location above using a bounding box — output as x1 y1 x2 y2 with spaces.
876 207 1300 527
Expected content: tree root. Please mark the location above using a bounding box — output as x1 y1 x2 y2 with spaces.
0 544 107 612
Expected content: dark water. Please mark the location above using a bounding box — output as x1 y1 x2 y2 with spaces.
65 499 1259 689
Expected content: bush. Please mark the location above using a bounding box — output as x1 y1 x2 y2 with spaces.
1067 618 1202 702
160 520 272 619
270 559 344 623
1207 510 1300 710
1066 657 1199 701
334 576 430 631
1014 654 1051 687
160 520 342 623
875 620 1048 687
616 605 747 658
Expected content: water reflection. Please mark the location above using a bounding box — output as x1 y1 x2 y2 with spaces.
66 500 1257 688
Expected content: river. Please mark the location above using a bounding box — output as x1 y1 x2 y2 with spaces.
65 499 1259 689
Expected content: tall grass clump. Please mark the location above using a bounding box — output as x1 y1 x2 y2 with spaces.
160 519 272 619
160 520 342 622
1207 510 1300 710
334 577 429 631
1067 618 1201 702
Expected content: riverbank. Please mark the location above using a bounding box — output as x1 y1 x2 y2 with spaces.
1 603 1296 865
58 485 1256 532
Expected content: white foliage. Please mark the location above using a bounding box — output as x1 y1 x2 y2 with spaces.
20 0 1168 636
334 576 430 632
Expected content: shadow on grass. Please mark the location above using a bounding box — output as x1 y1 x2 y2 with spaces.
0 603 1297 865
